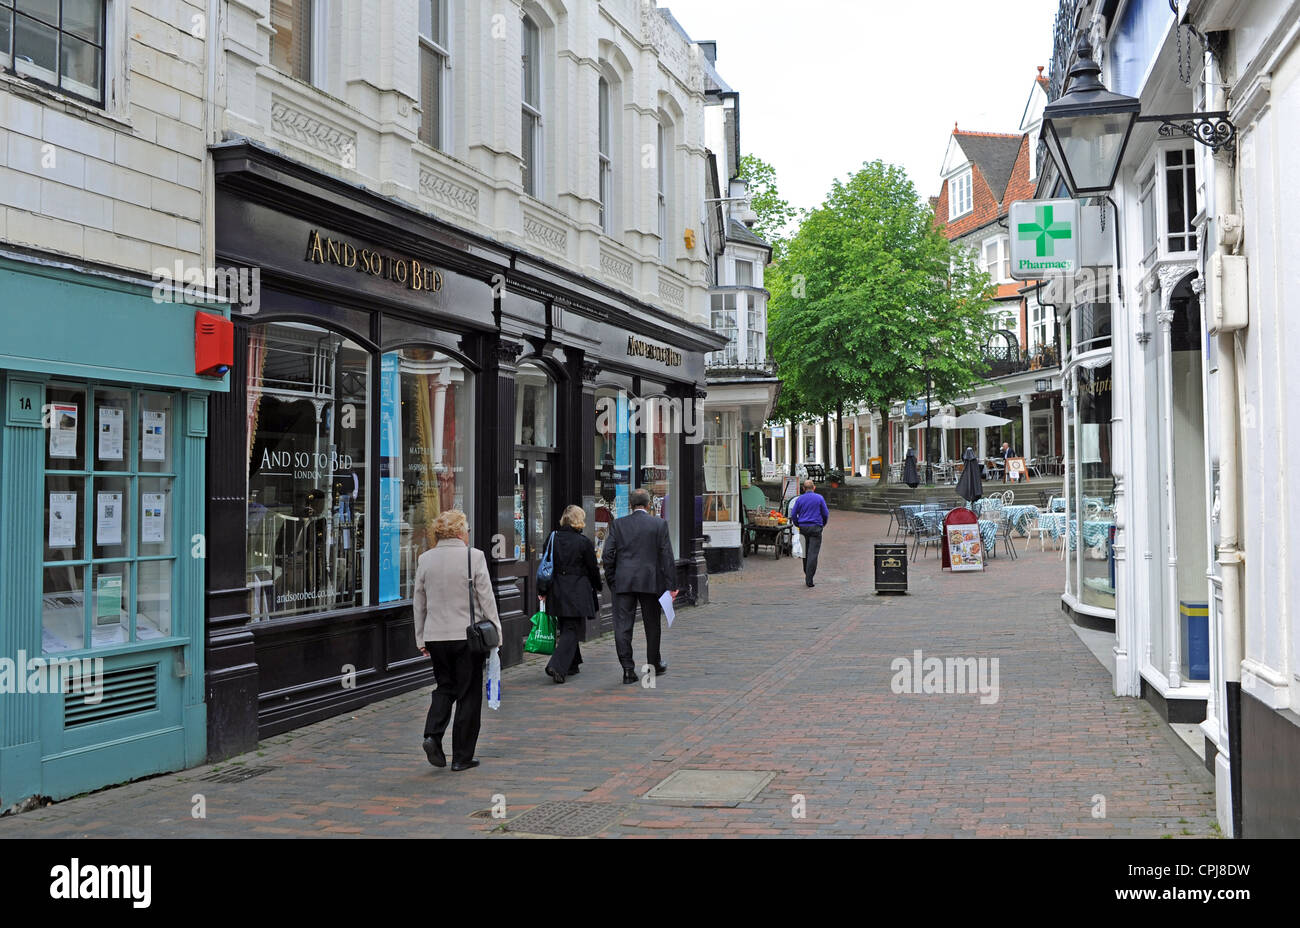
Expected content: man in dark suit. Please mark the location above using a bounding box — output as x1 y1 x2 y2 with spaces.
602 488 676 684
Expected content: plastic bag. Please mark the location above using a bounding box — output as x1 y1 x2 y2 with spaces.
524 610 556 654
485 647 501 710
791 526 804 558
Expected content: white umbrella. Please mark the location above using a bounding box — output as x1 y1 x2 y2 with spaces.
909 415 958 430
952 411 1011 428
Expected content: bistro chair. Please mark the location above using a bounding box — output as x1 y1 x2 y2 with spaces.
993 509 1019 560
909 512 943 561
893 505 913 543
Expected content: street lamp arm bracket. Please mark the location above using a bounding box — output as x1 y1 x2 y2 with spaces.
1135 112 1235 153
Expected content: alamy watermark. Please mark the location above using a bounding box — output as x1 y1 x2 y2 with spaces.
595 391 705 445
890 649 1000 705
0 651 104 704
151 261 261 314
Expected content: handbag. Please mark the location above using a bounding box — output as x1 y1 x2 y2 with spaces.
535 531 556 592
465 545 500 656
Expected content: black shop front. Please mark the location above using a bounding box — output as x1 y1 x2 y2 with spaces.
204 140 721 759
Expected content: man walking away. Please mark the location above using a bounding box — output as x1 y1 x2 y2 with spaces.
790 479 829 587
602 488 677 683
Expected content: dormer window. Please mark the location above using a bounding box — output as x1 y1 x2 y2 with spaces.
948 169 972 219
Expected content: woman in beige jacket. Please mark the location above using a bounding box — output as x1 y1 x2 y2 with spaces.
412 510 502 771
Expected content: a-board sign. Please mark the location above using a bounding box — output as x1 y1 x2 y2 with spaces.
947 523 985 571
1006 457 1028 481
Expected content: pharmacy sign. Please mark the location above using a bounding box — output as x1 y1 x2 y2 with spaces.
1009 198 1079 279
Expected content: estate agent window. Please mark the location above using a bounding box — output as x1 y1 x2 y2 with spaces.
43 385 178 652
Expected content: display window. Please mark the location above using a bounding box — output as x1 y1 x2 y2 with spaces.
641 392 681 559
1071 362 1115 610
246 322 370 620
42 384 178 653
701 411 738 524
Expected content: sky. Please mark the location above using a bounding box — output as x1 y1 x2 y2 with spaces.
662 0 1058 214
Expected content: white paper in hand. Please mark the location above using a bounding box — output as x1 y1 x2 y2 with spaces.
659 590 676 627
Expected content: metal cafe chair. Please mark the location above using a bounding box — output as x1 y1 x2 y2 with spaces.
910 513 943 561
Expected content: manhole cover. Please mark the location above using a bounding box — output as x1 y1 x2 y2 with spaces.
501 801 629 837
200 765 277 784
643 769 775 804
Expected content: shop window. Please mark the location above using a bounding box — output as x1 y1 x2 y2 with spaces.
701 411 737 524
1073 363 1115 610
515 361 555 447
378 346 472 603
42 385 178 653
593 386 631 568
641 394 680 559
3 0 106 105
246 322 370 621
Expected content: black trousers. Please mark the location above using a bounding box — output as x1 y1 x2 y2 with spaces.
800 525 824 585
546 617 585 677
613 592 662 671
423 640 484 765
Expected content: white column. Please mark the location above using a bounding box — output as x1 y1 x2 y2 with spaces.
1020 393 1033 463
901 415 910 456
814 421 824 464
796 421 805 467
852 417 860 474
976 402 988 459
769 429 777 466
1157 305 1181 688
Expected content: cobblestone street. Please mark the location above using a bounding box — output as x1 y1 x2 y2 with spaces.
0 512 1216 838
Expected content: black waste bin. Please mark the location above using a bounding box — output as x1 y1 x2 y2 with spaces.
875 543 908 594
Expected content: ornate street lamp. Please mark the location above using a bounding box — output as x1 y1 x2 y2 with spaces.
1043 35 1237 198
1035 377 1051 394
1040 36 1140 198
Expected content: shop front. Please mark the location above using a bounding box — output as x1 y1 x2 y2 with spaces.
0 255 225 805
205 141 720 758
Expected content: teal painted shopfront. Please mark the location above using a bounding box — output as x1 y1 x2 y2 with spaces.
0 255 227 806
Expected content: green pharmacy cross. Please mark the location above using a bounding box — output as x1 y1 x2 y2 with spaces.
1018 205 1073 257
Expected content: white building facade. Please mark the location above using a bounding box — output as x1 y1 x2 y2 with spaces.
1043 0 1300 837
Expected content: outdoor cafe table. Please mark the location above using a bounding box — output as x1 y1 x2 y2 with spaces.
1048 495 1105 512
1045 516 1113 551
1003 504 1039 537
917 508 999 555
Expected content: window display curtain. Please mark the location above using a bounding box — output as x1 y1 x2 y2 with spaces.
412 368 439 553
246 329 267 471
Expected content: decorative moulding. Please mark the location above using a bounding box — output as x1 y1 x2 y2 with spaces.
523 212 568 257
419 167 480 219
270 97 357 168
600 248 634 286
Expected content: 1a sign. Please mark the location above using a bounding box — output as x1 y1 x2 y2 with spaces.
1009 198 1079 279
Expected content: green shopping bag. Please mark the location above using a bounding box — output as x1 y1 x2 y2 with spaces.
524 610 556 655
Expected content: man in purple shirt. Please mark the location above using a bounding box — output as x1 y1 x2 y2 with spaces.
789 479 830 587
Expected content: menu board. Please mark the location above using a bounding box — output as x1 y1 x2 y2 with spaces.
947 524 985 572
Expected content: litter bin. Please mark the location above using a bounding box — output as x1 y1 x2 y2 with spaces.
875 543 907 594
1180 601 1209 681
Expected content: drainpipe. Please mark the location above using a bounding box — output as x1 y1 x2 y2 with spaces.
1206 43 1245 839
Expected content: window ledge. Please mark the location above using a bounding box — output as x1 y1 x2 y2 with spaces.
0 71 131 132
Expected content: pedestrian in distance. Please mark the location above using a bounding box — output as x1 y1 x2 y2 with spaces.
789 479 830 588
602 487 676 684
1000 441 1015 482
412 509 502 772
541 504 603 684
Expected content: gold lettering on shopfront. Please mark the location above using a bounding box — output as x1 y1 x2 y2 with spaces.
625 336 682 367
304 230 444 294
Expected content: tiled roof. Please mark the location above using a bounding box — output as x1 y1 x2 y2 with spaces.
953 131 1023 203
727 218 771 252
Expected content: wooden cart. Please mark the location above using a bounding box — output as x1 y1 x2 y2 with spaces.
743 509 792 558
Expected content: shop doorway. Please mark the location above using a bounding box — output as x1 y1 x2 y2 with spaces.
513 361 558 612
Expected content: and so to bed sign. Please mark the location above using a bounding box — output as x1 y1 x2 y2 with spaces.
1009 199 1078 279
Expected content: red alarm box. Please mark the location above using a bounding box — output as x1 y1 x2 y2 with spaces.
195 310 234 377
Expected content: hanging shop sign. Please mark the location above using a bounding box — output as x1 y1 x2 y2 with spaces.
1009 198 1079 280
305 230 444 294
904 399 928 417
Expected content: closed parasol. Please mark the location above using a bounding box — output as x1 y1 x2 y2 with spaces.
955 446 982 503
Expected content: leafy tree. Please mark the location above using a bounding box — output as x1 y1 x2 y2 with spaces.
736 154 798 262
767 160 997 465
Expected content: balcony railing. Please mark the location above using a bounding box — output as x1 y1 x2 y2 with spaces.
980 342 1060 379
705 357 778 376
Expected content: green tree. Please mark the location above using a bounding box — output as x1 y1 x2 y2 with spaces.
767 160 997 467
736 154 797 262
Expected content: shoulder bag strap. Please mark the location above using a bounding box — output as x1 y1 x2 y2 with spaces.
467 545 476 626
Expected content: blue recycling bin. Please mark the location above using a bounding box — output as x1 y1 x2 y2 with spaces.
1180 601 1209 681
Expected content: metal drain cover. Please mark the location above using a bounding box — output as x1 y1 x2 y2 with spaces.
200 765 277 784
502 801 629 837
644 769 776 805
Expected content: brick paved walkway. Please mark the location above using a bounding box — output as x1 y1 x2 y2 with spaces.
0 512 1216 838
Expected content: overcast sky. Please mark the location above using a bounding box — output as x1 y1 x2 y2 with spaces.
663 0 1057 213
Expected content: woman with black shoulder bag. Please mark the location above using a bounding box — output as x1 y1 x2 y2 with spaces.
412 510 502 771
